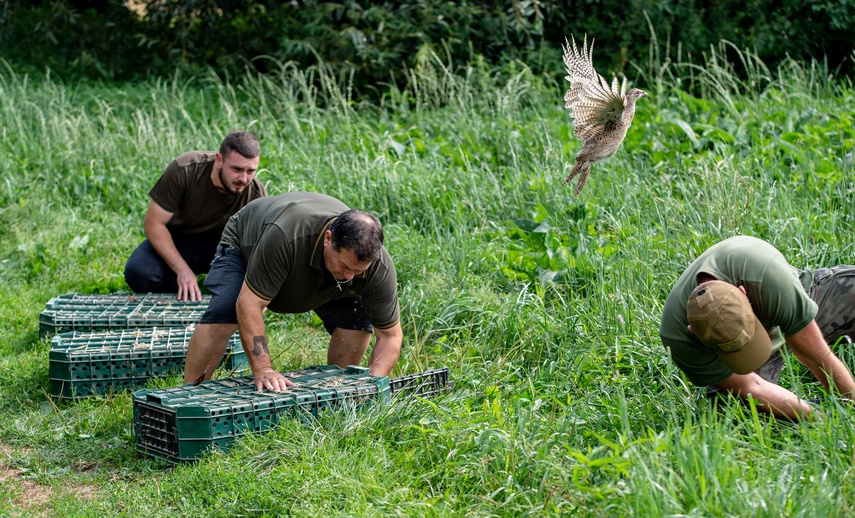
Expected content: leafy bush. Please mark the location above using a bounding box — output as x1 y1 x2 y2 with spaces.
0 0 143 79
1 0 853 92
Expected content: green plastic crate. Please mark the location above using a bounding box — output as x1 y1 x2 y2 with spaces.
50 327 246 399
389 367 451 398
133 365 390 463
44 293 211 309
39 293 210 338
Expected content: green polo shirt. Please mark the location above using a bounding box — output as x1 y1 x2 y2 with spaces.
659 236 817 386
149 151 267 234
220 192 400 329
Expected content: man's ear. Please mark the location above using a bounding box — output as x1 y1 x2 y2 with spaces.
738 285 747 296
687 324 695 335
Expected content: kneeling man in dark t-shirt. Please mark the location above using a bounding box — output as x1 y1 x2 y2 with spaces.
124 131 267 301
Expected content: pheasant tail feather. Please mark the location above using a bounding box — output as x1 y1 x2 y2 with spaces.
563 160 592 197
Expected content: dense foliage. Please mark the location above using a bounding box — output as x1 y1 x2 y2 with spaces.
2 0 854 95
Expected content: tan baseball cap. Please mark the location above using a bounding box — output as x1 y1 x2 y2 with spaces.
686 280 771 375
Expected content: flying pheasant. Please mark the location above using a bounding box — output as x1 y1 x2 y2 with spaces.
562 35 647 195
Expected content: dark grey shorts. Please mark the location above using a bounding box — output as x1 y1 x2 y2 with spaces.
199 245 374 334
198 246 246 324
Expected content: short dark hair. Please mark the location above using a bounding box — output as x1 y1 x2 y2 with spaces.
220 131 261 159
329 210 384 262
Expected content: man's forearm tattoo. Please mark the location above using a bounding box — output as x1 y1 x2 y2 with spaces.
252 335 269 357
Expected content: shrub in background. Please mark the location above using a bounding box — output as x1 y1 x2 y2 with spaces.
1 0 852 92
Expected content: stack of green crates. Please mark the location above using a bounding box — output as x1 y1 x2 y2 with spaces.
134 365 390 463
39 293 211 339
50 327 247 399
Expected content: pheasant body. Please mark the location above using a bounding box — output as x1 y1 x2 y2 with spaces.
561 35 647 195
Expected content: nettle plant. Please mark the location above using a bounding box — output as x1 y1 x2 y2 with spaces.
482 202 620 290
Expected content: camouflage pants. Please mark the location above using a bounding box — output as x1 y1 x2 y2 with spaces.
808 266 855 346
754 266 855 384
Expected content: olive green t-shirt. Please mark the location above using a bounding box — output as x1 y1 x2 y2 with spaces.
659 236 817 386
220 192 400 329
149 151 267 234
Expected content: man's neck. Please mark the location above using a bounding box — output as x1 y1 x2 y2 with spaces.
696 272 717 285
210 161 232 194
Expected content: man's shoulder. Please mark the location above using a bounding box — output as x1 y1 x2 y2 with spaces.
709 235 782 259
276 191 347 205
248 178 267 199
379 246 396 268
149 151 217 210
359 247 397 293
260 192 349 214
154 151 216 189
171 151 216 170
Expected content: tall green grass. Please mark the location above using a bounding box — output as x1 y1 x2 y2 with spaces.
0 41 854 516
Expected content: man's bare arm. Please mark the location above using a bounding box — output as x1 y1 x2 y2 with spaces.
143 200 201 301
715 372 815 420
787 320 855 399
235 282 294 392
367 322 403 376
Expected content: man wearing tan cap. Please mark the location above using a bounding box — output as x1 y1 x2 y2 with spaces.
660 235 855 419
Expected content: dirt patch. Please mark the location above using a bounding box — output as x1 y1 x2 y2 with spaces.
1 464 52 516
1 444 98 516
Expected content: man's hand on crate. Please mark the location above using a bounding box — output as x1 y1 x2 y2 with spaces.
176 268 204 303
234 291 295 392
254 367 295 392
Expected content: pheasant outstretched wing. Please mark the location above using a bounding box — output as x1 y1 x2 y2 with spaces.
562 36 626 141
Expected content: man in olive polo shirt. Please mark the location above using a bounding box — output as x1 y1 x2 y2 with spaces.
660 235 855 419
184 192 402 391
124 131 267 301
